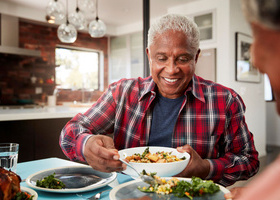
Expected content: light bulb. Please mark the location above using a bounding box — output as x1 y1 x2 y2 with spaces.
68 8 86 30
46 0 65 22
88 18 106 38
46 15 55 24
57 23 77 43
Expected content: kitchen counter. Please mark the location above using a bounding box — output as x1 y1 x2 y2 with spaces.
0 105 90 121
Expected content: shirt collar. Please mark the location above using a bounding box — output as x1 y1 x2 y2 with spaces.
139 76 156 101
139 75 205 103
189 74 205 103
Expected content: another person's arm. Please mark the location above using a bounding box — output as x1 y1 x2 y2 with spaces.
229 156 280 200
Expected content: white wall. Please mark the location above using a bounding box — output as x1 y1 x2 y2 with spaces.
169 0 266 157
266 102 280 145
229 0 266 157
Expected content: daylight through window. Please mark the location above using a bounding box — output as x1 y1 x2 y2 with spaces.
55 47 99 90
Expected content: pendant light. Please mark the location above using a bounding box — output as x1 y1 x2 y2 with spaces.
69 0 86 30
78 0 95 13
46 0 65 22
88 0 106 38
57 0 77 43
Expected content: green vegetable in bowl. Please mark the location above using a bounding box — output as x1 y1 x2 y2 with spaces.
36 173 65 189
13 191 34 200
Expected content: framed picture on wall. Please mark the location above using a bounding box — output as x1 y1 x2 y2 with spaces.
235 32 261 83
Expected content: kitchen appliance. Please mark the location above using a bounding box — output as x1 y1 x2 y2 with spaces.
0 14 41 57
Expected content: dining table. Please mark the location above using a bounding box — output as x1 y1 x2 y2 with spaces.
17 157 134 200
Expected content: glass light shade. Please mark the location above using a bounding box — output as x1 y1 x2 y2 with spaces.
78 0 95 12
57 23 77 43
88 18 106 38
46 0 65 22
68 10 86 30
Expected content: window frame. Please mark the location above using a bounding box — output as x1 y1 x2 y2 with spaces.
55 45 104 91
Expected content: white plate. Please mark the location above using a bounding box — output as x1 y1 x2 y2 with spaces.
26 165 117 193
21 186 38 200
110 178 230 200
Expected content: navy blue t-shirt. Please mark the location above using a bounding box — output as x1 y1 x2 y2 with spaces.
148 93 185 147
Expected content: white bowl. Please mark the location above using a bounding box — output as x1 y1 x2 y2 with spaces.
119 146 190 178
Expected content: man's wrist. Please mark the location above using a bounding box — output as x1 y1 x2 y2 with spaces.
81 134 94 161
201 159 210 179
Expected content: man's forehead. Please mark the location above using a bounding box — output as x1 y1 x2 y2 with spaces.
150 47 194 57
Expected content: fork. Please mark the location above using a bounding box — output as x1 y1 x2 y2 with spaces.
76 189 111 200
119 158 157 186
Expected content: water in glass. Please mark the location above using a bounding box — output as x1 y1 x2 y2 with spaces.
0 143 19 172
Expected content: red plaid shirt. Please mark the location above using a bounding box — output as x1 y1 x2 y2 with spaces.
60 75 259 186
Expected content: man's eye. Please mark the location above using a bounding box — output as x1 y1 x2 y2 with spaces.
177 57 190 63
157 56 167 62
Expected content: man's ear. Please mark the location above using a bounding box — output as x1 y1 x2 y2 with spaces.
146 48 150 61
195 49 201 63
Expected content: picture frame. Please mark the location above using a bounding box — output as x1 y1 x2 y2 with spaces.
235 32 261 83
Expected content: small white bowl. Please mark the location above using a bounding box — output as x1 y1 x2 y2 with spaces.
119 146 190 178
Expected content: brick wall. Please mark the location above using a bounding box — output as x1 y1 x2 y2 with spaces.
0 20 108 105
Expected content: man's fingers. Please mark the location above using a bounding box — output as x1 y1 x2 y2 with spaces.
83 135 122 173
87 153 124 172
177 145 193 154
88 137 118 160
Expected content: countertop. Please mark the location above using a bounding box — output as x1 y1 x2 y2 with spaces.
0 105 91 121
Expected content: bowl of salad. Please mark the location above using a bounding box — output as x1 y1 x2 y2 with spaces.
119 146 190 178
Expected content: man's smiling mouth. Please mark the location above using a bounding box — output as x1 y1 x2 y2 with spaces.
163 77 178 83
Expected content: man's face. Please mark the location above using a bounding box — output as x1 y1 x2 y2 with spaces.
250 22 280 114
146 30 200 99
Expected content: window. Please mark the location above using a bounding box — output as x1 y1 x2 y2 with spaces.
264 74 274 101
55 47 100 90
109 32 143 84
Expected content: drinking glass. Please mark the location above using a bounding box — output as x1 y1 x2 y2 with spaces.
0 143 19 172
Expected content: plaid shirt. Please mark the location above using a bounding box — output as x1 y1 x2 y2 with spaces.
60 75 259 186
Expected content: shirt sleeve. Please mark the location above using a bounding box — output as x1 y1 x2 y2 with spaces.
205 93 259 187
59 86 116 162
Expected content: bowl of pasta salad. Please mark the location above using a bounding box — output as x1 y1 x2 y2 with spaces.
119 146 190 178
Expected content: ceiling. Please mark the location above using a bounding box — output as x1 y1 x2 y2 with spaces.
0 0 198 36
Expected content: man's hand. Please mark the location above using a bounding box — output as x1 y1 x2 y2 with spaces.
224 187 245 199
83 135 126 173
176 144 210 179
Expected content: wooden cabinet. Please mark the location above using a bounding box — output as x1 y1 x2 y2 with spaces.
0 118 71 162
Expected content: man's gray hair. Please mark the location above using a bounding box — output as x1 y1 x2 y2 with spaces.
241 0 280 30
147 14 200 55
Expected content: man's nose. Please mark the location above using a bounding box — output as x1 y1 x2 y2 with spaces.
165 60 179 74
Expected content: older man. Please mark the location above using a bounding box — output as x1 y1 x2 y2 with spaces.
60 14 259 187
225 0 280 199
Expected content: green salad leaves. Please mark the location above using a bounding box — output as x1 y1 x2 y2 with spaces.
36 173 65 189
172 177 220 199
138 176 220 199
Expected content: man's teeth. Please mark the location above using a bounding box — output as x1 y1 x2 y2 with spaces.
164 78 178 82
